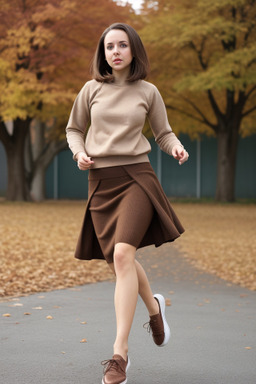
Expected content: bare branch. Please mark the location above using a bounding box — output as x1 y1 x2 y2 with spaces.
166 104 203 123
242 105 256 118
245 85 256 100
179 94 216 129
189 39 208 70
165 103 217 132
207 90 224 121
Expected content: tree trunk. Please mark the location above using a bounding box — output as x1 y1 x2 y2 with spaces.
30 121 46 201
215 126 239 202
0 119 67 201
4 119 31 201
30 162 47 201
30 120 67 201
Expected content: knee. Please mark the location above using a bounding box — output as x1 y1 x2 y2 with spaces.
113 243 135 274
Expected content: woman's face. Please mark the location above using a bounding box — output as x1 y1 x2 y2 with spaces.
104 29 133 74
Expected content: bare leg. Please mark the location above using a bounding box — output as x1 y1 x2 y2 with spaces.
135 260 159 316
108 257 159 325
112 242 139 360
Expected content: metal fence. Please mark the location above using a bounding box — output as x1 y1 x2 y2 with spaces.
1 134 256 199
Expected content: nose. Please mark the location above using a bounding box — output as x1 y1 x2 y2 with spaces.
113 44 119 54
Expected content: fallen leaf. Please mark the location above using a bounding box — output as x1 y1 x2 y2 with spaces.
2 313 11 317
11 303 23 307
165 298 171 306
24 312 31 315
1 202 255 298
80 321 87 324
80 338 87 343
32 307 43 310
46 315 53 320
245 347 251 350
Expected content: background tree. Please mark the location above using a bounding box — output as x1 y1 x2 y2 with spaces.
140 0 256 201
0 0 132 201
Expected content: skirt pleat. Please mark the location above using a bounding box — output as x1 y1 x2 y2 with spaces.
74 162 185 263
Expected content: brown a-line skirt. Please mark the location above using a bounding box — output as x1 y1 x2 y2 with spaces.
74 162 185 263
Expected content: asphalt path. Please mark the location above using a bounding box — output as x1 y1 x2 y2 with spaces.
1 244 255 384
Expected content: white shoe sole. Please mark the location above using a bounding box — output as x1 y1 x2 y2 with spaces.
154 293 171 347
102 356 130 384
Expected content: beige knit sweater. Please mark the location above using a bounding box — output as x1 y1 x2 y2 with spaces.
66 79 183 169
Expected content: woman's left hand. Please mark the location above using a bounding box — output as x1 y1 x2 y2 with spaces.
172 145 189 165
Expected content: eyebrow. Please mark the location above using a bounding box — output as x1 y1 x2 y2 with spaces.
106 40 129 45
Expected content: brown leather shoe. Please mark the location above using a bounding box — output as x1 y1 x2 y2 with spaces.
101 354 130 384
144 294 171 347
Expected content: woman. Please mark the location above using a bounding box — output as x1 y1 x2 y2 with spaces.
66 22 189 384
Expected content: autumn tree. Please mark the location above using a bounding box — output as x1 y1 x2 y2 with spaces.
140 0 256 201
0 0 72 200
0 0 132 201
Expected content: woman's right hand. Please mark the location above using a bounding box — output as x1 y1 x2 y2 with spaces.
76 152 94 170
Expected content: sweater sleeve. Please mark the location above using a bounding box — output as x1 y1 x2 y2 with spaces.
147 85 183 155
66 82 91 160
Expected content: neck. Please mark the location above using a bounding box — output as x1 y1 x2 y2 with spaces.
113 67 130 85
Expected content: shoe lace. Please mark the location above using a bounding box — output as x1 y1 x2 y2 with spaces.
101 358 125 374
143 316 163 336
143 321 151 334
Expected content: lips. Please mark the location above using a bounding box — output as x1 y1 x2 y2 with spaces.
113 59 122 64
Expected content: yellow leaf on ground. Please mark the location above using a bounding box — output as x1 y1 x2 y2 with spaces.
1 202 255 299
165 298 171 306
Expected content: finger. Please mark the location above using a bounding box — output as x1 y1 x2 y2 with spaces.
179 152 189 165
79 160 91 166
178 148 185 158
172 148 181 159
78 158 94 166
78 164 91 170
77 160 94 170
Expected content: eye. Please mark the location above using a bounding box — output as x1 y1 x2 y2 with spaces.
106 45 113 50
120 43 128 48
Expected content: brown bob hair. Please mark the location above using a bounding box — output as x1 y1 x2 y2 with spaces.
91 23 149 83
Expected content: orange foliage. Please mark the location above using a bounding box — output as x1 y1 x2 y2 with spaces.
0 0 133 121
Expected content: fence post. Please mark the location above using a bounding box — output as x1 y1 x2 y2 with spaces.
196 138 201 199
53 155 58 200
157 145 162 184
